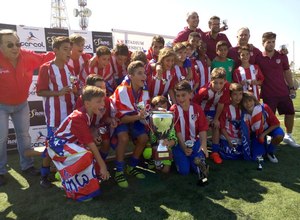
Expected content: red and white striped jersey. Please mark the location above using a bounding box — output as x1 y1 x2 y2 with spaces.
37 61 77 127
193 82 230 112
194 58 211 88
170 103 208 142
243 104 280 136
89 62 114 86
68 53 92 86
110 55 127 82
220 104 242 139
174 65 199 90
54 108 94 145
110 75 150 119
233 64 264 100
147 69 176 98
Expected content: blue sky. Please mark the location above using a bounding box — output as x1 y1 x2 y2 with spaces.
1 0 300 68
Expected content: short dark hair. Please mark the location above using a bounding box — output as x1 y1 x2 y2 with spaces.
82 85 105 102
151 96 168 107
238 45 250 55
242 91 260 106
85 74 104 86
52 36 70 49
188 32 201 40
216 40 228 50
130 51 147 64
96 46 111 57
127 60 144 75
174 80 192 93
211 67 226 80
151 35 165 47
113 44 129 56
208 16 220 26
262 32 276 44
229 83 243 94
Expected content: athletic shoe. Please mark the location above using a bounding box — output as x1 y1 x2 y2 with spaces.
210 152 223 164
283 134 300 148
126 166 145 179
0 175 6 186
267 153 279 163
145 159 155 170
40 176 52 188
114 171 128 188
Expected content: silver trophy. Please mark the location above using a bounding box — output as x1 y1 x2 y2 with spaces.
222 19 228 31
231 139 238 153
185 140 194 149
149 111 174 160
194 157 209 186
69 75 78 88
257 156 264 171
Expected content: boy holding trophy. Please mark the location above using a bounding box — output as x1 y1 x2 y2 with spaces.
110 61 150 188
170 80 209 185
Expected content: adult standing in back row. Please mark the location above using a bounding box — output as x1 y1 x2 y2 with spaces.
0 29 54 186
173 11 204 44
256 32 299 148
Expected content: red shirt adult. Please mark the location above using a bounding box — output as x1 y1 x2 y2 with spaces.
202 32 232 61
228 45 262 68
0 49 54 105
173 27 204 44
256 51 290 98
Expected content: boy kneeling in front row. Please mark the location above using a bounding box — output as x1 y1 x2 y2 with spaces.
47 86 109 201
170 80 209 185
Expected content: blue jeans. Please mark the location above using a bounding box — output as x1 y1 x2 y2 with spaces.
0 101 34 174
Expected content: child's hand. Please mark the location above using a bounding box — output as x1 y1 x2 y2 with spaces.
251 79 258 85
110 118 118 128
59 86 72 96
138 109 147 120
155 65 163 79
72 85 78 94
99 165 110 181
212 119 220 129
241 80 247 86
184 146 193 156
200 146 209 158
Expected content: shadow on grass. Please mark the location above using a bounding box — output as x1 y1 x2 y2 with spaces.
1 145 300 220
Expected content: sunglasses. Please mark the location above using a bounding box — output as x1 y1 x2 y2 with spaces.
7 42 21 48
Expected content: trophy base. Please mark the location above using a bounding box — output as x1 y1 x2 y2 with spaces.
153 147 173 161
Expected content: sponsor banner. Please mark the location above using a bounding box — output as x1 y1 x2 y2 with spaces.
30 126 47 148
91 31 113 52
112 29 174 52
28 76 42 101
29 101 46 126
44 28 69 51
0 23 17 31
69 30 94 54
16 25 47 52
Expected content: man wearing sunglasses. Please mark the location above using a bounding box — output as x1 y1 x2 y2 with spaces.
0 29 54 186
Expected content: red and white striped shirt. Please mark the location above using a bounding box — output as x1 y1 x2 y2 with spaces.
233 64 264 100
170 103 208 142
194 58 211 88
147 69 176 98
174 65 199 90
54 108 94 145
37 61 77 127
220 104 242 139
110 75 150 119
193 82 230 112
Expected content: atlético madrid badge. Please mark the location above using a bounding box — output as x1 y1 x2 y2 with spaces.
276 59 281 64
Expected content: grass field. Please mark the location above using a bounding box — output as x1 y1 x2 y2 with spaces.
1 93 300 220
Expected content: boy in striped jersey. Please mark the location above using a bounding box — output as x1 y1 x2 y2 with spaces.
170 80 209 184
219 83 243 160
36 36 79 188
